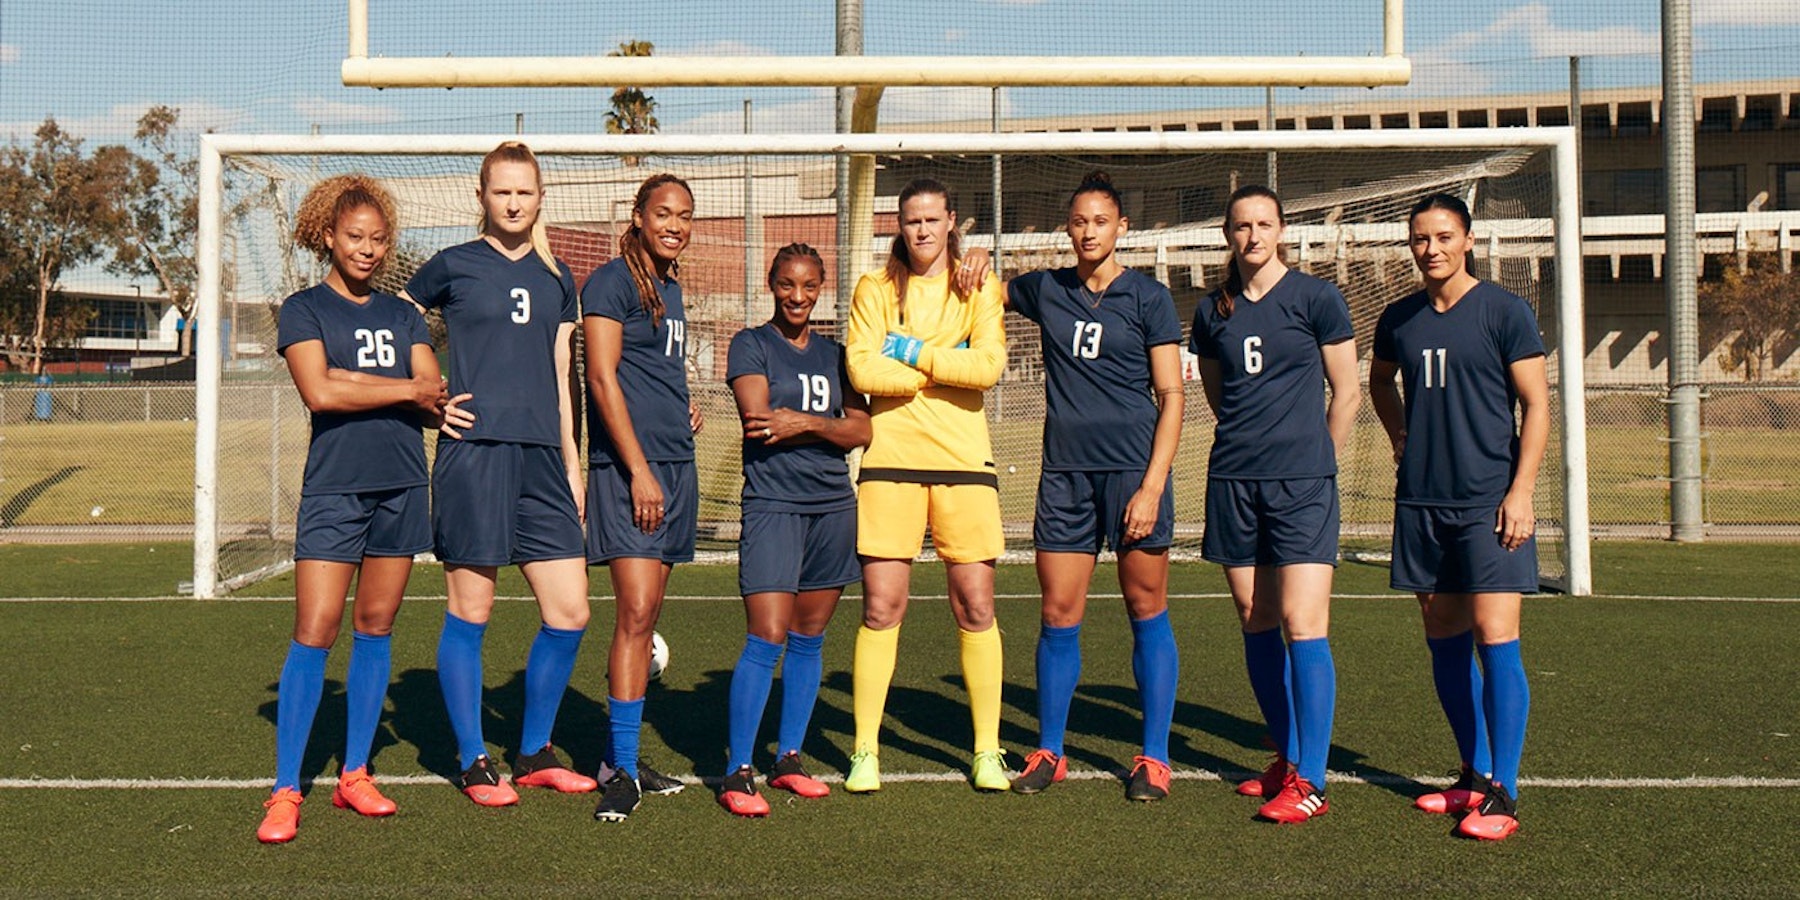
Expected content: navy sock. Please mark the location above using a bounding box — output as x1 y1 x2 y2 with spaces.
519 624 585 756
342 631 391 774
1478 639 1530 800
1034 622 1083 756
776 631 826 758
436 612 489 771
726 634 784 772
1242 628 1296 761
1427 630 1492 776
1130 611 1179 764
608 696 645 779
273 641 329 792
1288 637 1337 788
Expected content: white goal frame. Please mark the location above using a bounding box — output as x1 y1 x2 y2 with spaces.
194 127 1591 597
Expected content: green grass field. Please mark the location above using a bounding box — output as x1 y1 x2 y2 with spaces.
1 542 1797 896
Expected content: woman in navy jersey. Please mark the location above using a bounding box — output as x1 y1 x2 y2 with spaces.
961 171 1185 802
259 174 443 843
715 244 872 816
405 141 596 808
1190 185 1361 824
1369 193 1547 842
582 172 706 822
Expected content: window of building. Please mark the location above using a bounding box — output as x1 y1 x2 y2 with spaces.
1696 165 1744 213
85 298 153 340
1776 164 1800 210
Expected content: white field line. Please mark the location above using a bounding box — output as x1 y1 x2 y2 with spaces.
4 771 1796 791
8 593 1800 603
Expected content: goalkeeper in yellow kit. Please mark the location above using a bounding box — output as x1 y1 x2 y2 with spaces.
844 177 1011 793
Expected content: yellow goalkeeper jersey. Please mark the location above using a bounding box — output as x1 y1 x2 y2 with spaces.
846 269 1007 484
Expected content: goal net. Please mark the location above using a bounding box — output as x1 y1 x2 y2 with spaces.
196 130 1587 596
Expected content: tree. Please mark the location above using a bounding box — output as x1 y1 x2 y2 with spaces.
110 106 199 356
0 119 135 373
1701 257 1800 382
606 40 659 165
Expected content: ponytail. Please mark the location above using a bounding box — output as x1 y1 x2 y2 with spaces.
477 141 560 276
1214 184 1286 320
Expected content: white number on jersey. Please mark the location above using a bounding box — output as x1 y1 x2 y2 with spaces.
796 373 832 413
353 328 397 368
664 319 687 357
1421 347 1448 389
1243 336 1264 375
510 287 531 325
1071 320 1104 360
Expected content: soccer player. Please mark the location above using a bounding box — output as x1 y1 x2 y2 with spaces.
1369 193 1547 842
583 172 706 822
1191 185 1361 824
844 177 1010 793
405 141 596 809
716 244 872 817
259 174 443 843
960 171 1185 802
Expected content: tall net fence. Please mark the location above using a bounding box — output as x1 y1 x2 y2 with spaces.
200 140 1575 591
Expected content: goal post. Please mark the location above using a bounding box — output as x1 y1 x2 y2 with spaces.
194 127 1590 598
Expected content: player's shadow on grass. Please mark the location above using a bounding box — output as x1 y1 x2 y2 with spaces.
999 679 1239 780
637 667 732 778
255 677 403 791
1078 683 1427 801
0 465 83 528
809 671 994 776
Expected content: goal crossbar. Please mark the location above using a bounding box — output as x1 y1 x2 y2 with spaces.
193 126 1589 598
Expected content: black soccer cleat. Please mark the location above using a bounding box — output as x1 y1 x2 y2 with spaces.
636 759 686 796
593 769 641 823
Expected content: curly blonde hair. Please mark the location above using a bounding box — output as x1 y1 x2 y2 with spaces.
293 173 398 261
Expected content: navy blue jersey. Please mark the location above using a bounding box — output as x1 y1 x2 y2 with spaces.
1189 270 1354 479
276 284 431 495
582 257 694 464
405 240 578 447
1372 281 1546 507
726 323 857 513
1009 268 1182 471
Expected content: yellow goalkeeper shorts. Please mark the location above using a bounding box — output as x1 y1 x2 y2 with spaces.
857 479 1003 563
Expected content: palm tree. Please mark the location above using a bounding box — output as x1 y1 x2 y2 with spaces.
606 40 659 139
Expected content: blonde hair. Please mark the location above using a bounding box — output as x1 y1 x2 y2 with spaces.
478 141 559 275
618 172 694 323
293 173 397 263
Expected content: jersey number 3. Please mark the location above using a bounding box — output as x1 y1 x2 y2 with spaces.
354 328 397 368
510 287 531 325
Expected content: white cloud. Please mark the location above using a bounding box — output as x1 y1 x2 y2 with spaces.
1407 3 1661 91
665 86 1015 135
0 44 19 65
662 40 777 57
1695 0 1800 26
0 100 248 142
291 97 402 126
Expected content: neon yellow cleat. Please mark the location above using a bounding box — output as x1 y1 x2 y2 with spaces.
845 748 881 793
971 750 1011 792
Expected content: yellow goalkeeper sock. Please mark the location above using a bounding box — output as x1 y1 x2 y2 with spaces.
960 622 1004 754
852 623 901 752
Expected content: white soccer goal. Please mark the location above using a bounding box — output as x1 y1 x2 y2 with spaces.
194 129 1590 598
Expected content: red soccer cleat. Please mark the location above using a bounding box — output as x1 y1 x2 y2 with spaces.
257 787 303 843
455 756 520 807
1258 773 1329 824
1456 783 1520 841
1126 756 1172 802
1237 755 1290 798
332 768 397 817
1010 749 1067 795
717 766 771 817
768 752 831 799
1416 767 1490 815
512 746 598 794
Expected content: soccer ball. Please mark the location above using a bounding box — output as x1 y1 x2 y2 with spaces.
648 631 669 682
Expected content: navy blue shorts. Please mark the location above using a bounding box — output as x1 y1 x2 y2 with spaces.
1034 469 1175 554
587 460 698 565
294 485 431 564
1390 503 1539 594
738 504 861 595
431 440 585 567
1202 476 1340 567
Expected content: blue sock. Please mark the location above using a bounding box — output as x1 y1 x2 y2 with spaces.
519 624 585 756
1034 622 1083 756
341 631 391 773
1242 628 1296 761
1478 639 1530 800
776 631 826 758
436 612 489 771
1130 611 1179 764
1288 637 1337 788
273 641 329 792
726 635 784 772
608 696 645 779
1427 630 1492 776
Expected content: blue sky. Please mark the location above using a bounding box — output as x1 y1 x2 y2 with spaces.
1 1 1796 141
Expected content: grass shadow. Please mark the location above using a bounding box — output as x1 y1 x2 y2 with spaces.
255 676 401 792
814 671 979 775
0 465 83 527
